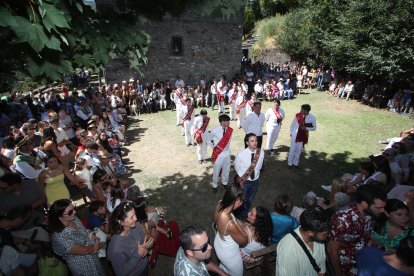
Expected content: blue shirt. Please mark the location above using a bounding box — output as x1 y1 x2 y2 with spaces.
270 212 299 244
356 247 408 276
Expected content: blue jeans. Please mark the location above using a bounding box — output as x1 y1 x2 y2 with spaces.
236 179 260 219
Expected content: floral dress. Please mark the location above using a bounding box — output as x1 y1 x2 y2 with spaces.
52 217 104 276
371 223 414 251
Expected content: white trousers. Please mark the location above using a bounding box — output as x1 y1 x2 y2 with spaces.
288 140 303 166
197 142 208 161
183 121 193 145
237 111 246 128
219 102 225 113
212 152 230 188
176 105 182 125
266 124 282 150
159 99 166 109
229 102 236 120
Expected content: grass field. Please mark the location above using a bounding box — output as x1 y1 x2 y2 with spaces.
123 90 412 274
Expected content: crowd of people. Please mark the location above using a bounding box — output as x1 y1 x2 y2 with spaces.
0 62 414 276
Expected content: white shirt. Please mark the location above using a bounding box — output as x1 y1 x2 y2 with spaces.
54 128 70 156
59 116 75 139
80 151 99 167
228 89 237 104
210 84 217 95
243 112 265 136
180 106 195 123
217 81 227 96
175 79 185 89
14 152 45 179
344 84 354 93
174 90 184 106
290 113 317 141
254 83 264 94
207 125 232 155
193 116 209 134
265 107 286 127
75 168 92 191
234 147 264 181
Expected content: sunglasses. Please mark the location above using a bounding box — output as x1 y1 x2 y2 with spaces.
192 238 210 253
63 208 75 216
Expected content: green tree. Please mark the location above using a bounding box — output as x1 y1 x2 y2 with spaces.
0 0 245 82
277 0 414 83
243 6 256 34
277 8 314 63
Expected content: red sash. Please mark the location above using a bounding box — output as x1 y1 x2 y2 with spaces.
248 101 254 110
237 100 247 115
272 107 283 124
175 91 186 105
295 113 308 145
194 117 210 144
217 92 224 104
212 127 233 163
182 107 194 128
229 90 237 104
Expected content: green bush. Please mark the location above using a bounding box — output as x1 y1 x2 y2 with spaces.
254 15 285 48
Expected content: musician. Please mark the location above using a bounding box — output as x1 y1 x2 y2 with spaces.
217 75 227 114
234 133 264 219
265 99 285 152
287 104 316 169
193 110 210 164
180 98 195 146
207 114 233 194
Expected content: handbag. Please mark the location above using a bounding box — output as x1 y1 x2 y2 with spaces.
290 230 321 273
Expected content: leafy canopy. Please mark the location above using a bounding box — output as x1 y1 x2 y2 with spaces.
277 0 414 83
0 0 245 82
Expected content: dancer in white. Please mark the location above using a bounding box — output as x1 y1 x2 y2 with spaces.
174 86 186 126
217 75 227 114
265 99 285 152
245 93 256 116
288 104 316 168
227 83 238 121
208 114 232 193
235 91 248 129
180 98 195 146
193 109 210 163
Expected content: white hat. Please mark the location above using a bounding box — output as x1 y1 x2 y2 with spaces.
257 79 262 83
122 80 127 84
129 78 134 83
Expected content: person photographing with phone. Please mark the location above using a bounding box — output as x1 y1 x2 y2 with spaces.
287 104 316 169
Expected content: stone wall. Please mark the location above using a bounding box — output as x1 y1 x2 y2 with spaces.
105 11 243 86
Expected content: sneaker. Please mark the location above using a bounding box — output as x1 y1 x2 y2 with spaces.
287 165 293 169
321 185 332 192
212 187 217 194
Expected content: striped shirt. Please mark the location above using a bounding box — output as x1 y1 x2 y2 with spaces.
276 227 326 276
